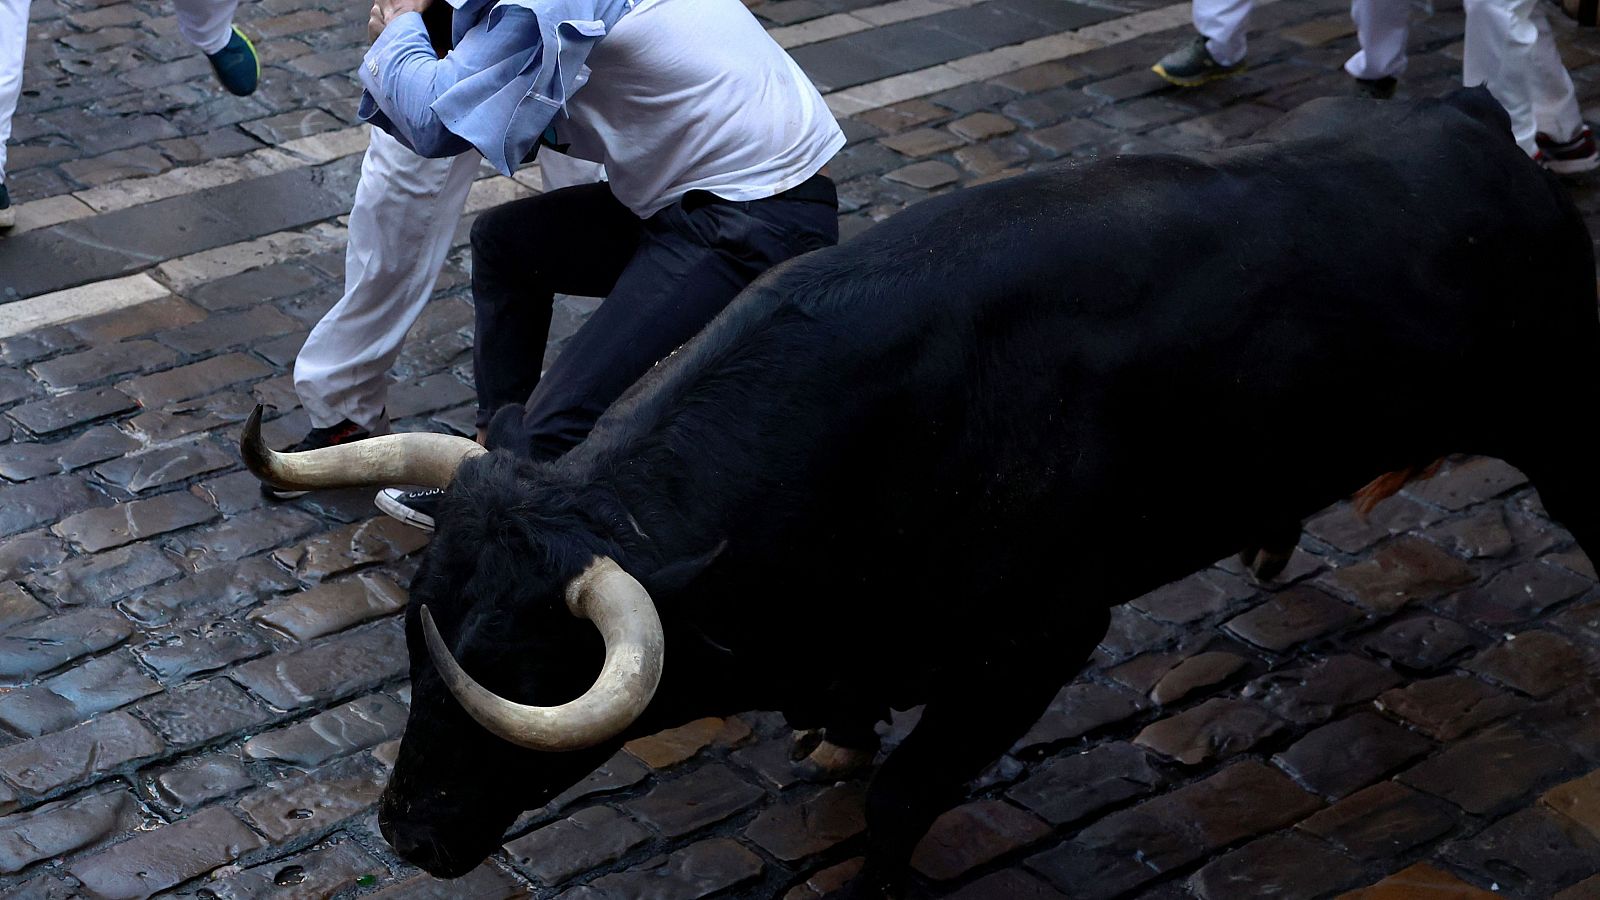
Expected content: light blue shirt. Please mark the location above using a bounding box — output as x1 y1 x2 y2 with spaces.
358 0 633 174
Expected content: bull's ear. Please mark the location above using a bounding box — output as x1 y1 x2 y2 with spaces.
645 540 727 594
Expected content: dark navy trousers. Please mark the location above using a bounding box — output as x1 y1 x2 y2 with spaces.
471 174 838 461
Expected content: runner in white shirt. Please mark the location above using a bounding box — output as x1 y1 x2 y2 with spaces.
271 0 844 532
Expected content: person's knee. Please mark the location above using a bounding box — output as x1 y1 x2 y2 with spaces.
470 206 514 267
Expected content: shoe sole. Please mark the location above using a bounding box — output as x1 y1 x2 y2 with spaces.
239 27 261 81
1544 156 1600 175
375 489 436 533
1151 63 1245 88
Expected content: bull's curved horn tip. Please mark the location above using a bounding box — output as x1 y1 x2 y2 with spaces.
420 604 441 646
419 605 455 683
239 404 272 473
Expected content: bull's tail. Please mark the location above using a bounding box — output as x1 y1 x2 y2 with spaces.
1350 459 1446 517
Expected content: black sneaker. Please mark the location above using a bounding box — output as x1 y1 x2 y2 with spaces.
1354 76 1398 100
1536 125 1600 175
260 419 376 500
1 182 14 231
1152 35 1245 87
375 487 445 533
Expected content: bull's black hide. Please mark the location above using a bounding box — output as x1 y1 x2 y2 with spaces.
378 88 1597 896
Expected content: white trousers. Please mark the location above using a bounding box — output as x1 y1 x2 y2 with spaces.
1 0 31 181
1195 0 1410 78
171 0 240 55
293 127 481 431
1344 0 1413 80
1464 0 1583 155
293 127 605 430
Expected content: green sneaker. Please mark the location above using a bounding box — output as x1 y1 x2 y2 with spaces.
207 26 260 97
1152 35 1245 87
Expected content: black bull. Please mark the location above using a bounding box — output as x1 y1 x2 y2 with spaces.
284 88 1600 894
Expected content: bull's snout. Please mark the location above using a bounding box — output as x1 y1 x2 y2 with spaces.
378 802 480 879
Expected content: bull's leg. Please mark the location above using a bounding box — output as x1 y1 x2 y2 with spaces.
784 695 885 780
1517 446 1600 567
1501 377 1600 566
798 697 884 782
842 608 1109 898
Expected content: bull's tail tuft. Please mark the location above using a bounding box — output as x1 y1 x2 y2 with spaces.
1351 459 1445 517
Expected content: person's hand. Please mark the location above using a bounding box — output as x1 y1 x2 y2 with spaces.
370 0 433 41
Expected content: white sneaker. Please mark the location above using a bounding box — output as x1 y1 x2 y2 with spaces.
375 487 444 533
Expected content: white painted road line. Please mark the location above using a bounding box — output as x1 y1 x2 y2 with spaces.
2 0 1212 331
0 273 173 339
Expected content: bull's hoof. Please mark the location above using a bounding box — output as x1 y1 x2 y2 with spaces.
790 728 825 762
1239 545 1293 582
794 740 877 782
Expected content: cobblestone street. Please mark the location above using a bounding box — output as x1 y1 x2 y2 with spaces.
5 0 1600 896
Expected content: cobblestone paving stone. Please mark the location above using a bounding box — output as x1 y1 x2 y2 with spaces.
5 0 1600 896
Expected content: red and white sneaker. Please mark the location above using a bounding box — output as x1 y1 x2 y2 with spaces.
1536 125 1600 175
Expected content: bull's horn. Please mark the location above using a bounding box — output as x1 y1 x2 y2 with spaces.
240 404 486 491
421 557 665 751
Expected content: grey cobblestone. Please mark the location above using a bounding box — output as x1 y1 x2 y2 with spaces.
135 677 275 749
0 711 165 796
119 555 297 627
173 505 321 570
136 619 270 683
248 571 406 641
242 693 408 766
569 837 765 899
67 805 265 896
0 607 135 681
230 618 407 710
505 805 654 887
27 543 183 606
236 753 386 842
4 1 1600 896
271 516 430 581
5 387 138 436
148 751 256 814
0 652 161 737
0 788 145 875
1006 743 1164 826
30 341 180 389
52 490 219 552
186 837 382 899
0 582 47 631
